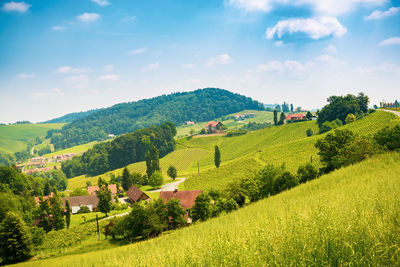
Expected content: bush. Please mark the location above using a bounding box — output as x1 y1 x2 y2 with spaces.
149 171 163 189
167 165 177 180
306 128 313 137
297 163 319 183
192 193 212 222
226 129 247 137
345 113 356 124
319 120 341 134
76 206 91 214
374 125 400 151
0 212 32 264
70 187 90 196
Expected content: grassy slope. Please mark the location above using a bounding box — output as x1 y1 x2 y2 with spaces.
43 141 98 157
18 152 400 266
183 111 400 191
0 123 64 154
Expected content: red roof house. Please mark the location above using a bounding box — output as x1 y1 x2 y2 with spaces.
126 185 150 203
87 184 118 196
286 114 306 122
205 121 223 134
159 189 203 209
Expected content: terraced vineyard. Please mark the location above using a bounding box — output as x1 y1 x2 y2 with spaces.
19 152 400 266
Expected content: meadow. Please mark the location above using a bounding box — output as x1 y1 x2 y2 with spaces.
0 123 64 154
43 141 98 157
18 152 400 266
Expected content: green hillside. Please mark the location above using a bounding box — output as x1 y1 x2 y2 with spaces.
0 123 64 154
18 152 400 266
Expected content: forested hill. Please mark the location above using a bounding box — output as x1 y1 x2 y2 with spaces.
42 108 102 123
49 88 265 149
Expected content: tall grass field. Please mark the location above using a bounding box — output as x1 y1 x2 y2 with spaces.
17 152 400 266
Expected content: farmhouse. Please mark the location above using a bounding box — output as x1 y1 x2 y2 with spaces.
62 195 99 214
87 184 118 196
126 185 150 203
206 121 223 134
185 121 195 125
286 114 306 122
159 189 203 210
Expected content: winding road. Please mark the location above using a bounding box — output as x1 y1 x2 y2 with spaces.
149 178 186 192
382 109 400 117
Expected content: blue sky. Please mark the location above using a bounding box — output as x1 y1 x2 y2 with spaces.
0 0 399 123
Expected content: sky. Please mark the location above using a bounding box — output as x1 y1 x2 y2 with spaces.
0 0 399 123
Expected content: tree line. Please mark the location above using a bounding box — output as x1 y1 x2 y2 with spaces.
61 122 176 177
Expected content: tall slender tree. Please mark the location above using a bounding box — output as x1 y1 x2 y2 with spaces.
290 104 294 113
273 109 278 126
278 112 286 125
49 193 65 230
214 145 221 168
65 199 71 229
96 185 112 217
121 167 132 191
145 151 152 178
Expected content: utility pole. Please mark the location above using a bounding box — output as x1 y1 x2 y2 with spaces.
96 214 100 241
197 162 199 175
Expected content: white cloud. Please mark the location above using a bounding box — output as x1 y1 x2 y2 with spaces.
227 0 386 15
56 66 90 74
141 63 160 71
357 62 400 75
182 64 195 69
128 46 147 55
91 0 110 7
29 88 64 100
64 75 89 89
253 60 307 73
324 44 336 54
378 37 400 46
77 13 100 23
121 16 136 22
316 54 346 66
266 17 347 40
103 64 115 72
2 1 31 12
18 73 35 79
205 54 232 66
273 40 284 47
97 74 119 82
51 26 66 31
364 6 400 20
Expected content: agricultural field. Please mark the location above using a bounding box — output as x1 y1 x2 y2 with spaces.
176 109 274 137
18 152 400 266
43 141 98 157
0 123 64 154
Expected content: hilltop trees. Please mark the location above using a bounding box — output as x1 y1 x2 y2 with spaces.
146 145 161 179
214 145 221 168
62 122 176 177
0 212 32 264
149 171 163 189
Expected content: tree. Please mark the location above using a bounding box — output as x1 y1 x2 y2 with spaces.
0 212 32 264
37 197 52 233
65 199 71 229
306 128 313 137
150 146 160 175
290 103 294 113
49 193 65 230
272 171 298 195
149 171 163 189
278 112 286 125
145 151 152 178
43 180 51 196
96 185 112 217
273 109 278 125
166 199 186 229
297 163 319 183
356 92 369 113
345 113 356 124
374 125 400 151
192 193 212 222
306 111 313 120
167 165 177 180
214 145 221 168
121 167 133 191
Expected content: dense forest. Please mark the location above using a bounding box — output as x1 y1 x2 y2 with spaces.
42 108 102 124
61 122 176 177
49 88 265 149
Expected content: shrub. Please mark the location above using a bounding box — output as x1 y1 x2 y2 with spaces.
0 212 32 264
297 163 319 183
306 128 313 137
374 125 400 151
167 165 177 180
345 113 356 124
76 206 91 214
70 187 90 196
226 129 247 137
149 171 163 189
192 193 212 222
166 199 186 229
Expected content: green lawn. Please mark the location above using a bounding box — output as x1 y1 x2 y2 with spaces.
19 152 400 266
0 123 64 154
69 208 131 227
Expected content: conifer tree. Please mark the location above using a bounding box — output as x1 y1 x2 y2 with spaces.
49 193 65 230
121 167 132 191
214 145 221 168
273 109 278 126
278 112 286 125
65 199 71 229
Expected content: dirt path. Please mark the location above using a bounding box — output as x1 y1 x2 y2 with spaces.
382 109 400 117
149 178 186 192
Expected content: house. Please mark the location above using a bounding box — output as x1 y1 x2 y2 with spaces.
108 134 115 138
205 121 223 134
24 167 51 175
126 185 150 203
159 189 203 210
87 184 118 196
31 156 46 162
62 195 99 214
185 121 195 125
286 114 306 122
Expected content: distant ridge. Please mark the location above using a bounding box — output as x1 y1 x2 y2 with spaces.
42 109 102 124
48 88 265 150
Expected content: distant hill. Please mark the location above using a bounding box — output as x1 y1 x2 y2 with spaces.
42 109 102 124
49 88 265 150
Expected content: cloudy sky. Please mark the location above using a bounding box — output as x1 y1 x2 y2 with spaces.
0 0 399 123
